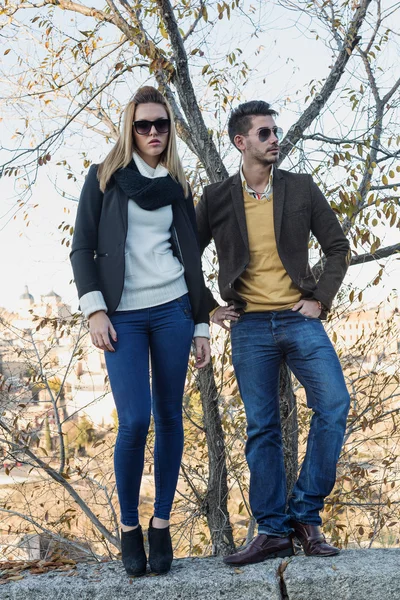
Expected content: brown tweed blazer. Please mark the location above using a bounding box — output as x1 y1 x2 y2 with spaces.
195 168 351 318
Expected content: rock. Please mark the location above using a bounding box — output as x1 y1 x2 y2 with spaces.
284 549 400 600
0 555 282 600
1 549 400 599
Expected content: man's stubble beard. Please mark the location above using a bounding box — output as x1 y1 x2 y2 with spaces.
247 141 279 167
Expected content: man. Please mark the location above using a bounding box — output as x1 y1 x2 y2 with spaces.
196 101 351 564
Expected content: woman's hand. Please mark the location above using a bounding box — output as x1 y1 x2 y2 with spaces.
88 310 117 352
193 337 211 368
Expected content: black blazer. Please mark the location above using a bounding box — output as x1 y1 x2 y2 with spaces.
196 168 351 317
70 165 209 325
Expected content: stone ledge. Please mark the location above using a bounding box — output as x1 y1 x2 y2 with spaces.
0 556 282 600
1 549 399 600
283 549 400 600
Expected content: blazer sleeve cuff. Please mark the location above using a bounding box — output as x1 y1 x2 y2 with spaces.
312 291 331 312
193 323 210 339
79 291 108 319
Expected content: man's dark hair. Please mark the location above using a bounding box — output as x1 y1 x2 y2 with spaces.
228 101 278 148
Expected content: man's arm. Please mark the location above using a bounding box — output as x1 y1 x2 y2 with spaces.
309 176 351 311
195 186 213 255
184 188 200 246
195 187 220 314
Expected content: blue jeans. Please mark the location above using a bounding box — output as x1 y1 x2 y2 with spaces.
230 310 350 536
105 295 194 527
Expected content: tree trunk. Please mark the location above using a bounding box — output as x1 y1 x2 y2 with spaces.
196 363 235 555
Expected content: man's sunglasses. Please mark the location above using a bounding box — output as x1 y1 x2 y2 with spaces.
133 119 170 135
251 126 284 143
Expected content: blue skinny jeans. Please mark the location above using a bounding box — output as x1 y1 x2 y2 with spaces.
105 295 194 526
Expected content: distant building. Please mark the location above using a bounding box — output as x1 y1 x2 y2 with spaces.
0 288 114 428
19 285 34 309
331 295 400 368
38 290 72 320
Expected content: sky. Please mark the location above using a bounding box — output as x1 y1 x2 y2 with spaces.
0 0 399 313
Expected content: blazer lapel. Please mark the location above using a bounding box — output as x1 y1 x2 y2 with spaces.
231 172 249 249
273 168 286 246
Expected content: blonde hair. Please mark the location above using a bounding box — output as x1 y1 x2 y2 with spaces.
97 86 188 196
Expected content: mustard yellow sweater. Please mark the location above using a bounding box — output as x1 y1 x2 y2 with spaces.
236 188 301 312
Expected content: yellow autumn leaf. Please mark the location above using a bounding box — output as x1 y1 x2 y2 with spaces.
159 23 168 39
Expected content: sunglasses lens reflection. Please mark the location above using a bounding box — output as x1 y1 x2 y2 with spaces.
258 127 283 143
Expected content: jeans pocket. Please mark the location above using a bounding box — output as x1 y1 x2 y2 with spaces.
176 294 193 319
293 310 318 321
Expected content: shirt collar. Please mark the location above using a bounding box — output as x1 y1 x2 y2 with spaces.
240 165 274 198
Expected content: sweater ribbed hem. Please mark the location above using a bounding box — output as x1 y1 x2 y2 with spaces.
116 274 188 311
80 290 108 319
79 284 209 337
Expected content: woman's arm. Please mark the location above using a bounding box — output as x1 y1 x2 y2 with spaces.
70 166 118 351
70 165 105 301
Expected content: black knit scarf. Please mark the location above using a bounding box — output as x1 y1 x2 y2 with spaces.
113 159 185 210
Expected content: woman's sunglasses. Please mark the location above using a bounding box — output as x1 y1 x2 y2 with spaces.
254 126 284 143
133 119 170 135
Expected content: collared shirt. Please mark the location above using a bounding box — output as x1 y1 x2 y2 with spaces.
240 165 273 201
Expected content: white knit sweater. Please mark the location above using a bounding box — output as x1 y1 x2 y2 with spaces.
79 153 209 338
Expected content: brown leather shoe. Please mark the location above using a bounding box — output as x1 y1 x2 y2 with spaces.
290 521 339 556
223 534 294 566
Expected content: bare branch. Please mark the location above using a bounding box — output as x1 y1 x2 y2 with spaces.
104 0 140 40
155 0 229 183
278 0 372 163
0 65 146 173
365 0 382 55
301 132 399 161
0 508 101 559
358 47 380 105
370 183 399 191
17 40 128 100
302 133 365 145
119 0 140 22
82 104 121 140
3 0 114 24
376 149 400 163
350 243 400 265
29 330 65 474
0 418 120 550
182 0 205 42
382 76 400 105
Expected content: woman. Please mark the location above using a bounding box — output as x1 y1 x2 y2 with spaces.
70 86 210 577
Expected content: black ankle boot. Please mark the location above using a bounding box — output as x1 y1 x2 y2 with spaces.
121 525 147 577
148 517 173 574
